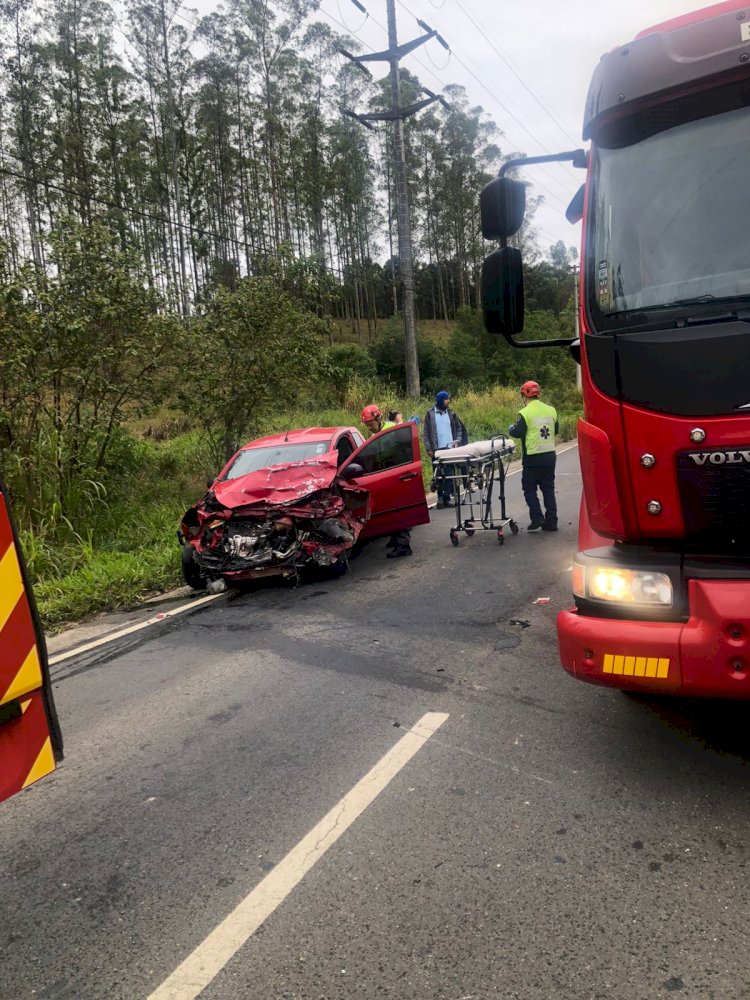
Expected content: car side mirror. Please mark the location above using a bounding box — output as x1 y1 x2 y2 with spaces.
340 463 364 480
480 177 526 239
482 246 525 337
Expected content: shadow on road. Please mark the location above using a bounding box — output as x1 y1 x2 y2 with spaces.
621 692 750 763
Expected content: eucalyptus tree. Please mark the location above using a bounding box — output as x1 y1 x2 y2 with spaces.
43 0 114 225
128 0 195 314
224 0 319 253
0 0 49 267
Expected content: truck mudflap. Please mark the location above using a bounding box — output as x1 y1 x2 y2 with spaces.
0 479 63 802
558 579 750 698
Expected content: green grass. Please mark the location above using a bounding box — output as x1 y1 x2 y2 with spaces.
33 543 182 631
21 434 210 631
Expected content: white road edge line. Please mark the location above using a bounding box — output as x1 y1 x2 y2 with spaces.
146 711 450 1000
48 593 224 665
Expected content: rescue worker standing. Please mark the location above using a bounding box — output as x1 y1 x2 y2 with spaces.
359 405 412 558
508 381 559 531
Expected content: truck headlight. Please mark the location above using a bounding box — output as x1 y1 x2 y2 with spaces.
573 563 672 607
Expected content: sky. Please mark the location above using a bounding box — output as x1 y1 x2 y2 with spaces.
189 0 715 257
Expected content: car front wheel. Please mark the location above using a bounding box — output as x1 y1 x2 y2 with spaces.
181 544 207 591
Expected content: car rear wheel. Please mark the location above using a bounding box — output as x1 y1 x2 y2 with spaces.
181 544 207 591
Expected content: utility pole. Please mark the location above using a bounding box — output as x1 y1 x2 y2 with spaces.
340 4 449 399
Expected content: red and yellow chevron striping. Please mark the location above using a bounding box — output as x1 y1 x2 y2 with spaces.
0 692 56 800
0 490 58 802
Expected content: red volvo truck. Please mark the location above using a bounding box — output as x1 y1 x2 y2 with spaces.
0 471 63 802
481 0 750 696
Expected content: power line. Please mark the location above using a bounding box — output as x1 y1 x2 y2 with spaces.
336 0 370 33
452 0 580 150
321 1 574 212
398 0 580 209
391 0 575 208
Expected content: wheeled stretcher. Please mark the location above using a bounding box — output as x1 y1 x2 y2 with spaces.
432 436 518 546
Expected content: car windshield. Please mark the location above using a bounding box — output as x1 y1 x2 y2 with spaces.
588 95 750 328
222 441 331 480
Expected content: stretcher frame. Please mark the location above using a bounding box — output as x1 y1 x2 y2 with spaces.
433 435 519 546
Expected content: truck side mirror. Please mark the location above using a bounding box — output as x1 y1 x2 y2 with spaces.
566 184 585 225
480 177 526 239
482 247 525 337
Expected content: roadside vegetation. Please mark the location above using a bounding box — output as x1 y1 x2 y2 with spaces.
0 0 583 628
1 232 580 630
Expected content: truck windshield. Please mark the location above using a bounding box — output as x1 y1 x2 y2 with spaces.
589 102 750 328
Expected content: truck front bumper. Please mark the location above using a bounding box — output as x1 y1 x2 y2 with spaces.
558 579 750 698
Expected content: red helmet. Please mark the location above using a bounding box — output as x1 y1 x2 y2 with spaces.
521 380 541 398
361 404 382 422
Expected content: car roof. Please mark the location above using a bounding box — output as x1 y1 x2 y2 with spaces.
242 427 359 450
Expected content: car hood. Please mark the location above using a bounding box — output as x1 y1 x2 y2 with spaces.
211 456 340 508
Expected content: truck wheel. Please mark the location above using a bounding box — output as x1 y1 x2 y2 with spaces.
181 544 207 591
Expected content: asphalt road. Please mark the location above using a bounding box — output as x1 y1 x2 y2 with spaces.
3 444 750 1000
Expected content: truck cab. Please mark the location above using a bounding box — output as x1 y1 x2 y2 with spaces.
481 0 750 696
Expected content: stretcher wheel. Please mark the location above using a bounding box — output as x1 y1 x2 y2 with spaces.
497 531 505 545
450 530 459 547
510 520 519 535
463 520 475 537
465 528 475 537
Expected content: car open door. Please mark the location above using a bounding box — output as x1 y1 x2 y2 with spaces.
341 423 429 540
0 472 63 803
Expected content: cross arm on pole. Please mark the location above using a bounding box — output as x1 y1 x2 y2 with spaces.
343 30 436 64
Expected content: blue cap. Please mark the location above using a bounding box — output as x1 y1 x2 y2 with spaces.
436 391 450 405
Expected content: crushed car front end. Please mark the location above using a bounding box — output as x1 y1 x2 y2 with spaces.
179 459 369 588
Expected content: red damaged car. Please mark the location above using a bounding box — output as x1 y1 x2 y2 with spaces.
179 423 429 592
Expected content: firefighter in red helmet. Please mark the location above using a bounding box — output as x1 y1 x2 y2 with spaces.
360 405 395 437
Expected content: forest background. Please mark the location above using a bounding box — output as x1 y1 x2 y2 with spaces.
0 0 581 627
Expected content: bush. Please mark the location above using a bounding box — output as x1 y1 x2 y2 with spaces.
368 318 448 394
325 345 378 401
178 277 327 463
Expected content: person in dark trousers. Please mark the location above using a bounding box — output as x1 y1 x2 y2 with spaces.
508 380 559 531
360 404 411 558
423 391 468 508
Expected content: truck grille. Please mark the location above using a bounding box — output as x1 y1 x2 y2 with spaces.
677 449 750 545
